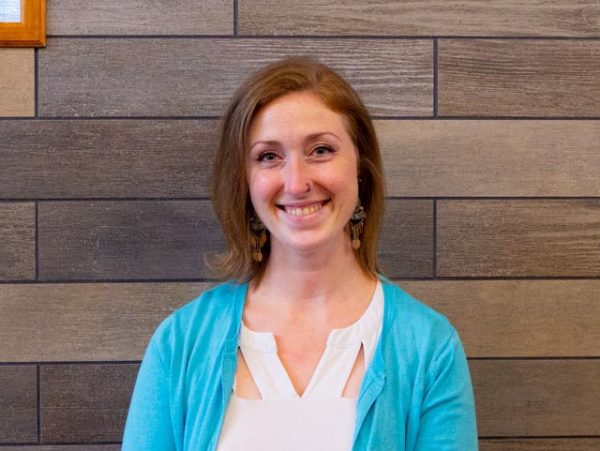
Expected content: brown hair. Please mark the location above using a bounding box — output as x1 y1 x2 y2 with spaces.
210 57 385 282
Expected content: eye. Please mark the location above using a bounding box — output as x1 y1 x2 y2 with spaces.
257 151 279 162
312 145 334 157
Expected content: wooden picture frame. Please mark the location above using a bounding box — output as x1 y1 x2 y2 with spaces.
0 0 46 47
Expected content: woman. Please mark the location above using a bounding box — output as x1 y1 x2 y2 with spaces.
123 57 478 450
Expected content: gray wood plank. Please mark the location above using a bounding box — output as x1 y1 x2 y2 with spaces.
480 439 600 451
3 279 598 363
400 280 600 357
40 364 138 443
38 200 225 281
439 40 600 117
0 203 35 281
472 360 600 436
37 199 429 281
0 120 217 199
239 0 600 37
0 365 37 443
32 360 600 440
437 200 600 277
39 38 432 117
379 200 433 278
377 120 600 197
0 283 208 362
48 0 232 35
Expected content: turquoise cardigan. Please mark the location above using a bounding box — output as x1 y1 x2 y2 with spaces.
123 279 478 450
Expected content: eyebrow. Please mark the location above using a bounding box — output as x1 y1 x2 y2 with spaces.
249 132 341 151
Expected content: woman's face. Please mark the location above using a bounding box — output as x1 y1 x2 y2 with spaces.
246 90 359 256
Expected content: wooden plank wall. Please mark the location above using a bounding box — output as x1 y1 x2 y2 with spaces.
1 0 599 448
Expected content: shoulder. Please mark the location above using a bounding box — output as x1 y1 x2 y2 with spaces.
379 277 461 359
173 281 244 324
381 277 454 333
146 281 246 361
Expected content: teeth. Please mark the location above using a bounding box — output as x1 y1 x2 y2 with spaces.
285 203 322 217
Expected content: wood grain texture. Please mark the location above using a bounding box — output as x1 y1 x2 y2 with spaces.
38 200 225 281
48 0 232 35
36 199 431 281
379 200 433 278
439 40 600 117
0 283 208 362
0 120 217 199
480 439 600 451
377 120 600 197
472 360 600 436
3 279 598 362
38 38 432 117
437 200 600 277
40 364 138 443
0 365 37 443
400 280 600 357
0 203 35 281
0 49 34 116
239 0 600 36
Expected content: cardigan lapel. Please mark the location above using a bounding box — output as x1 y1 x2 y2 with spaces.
353 277 396 443
220 281 248 403
211 282 248 451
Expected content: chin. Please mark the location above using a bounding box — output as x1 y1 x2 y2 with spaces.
274 233 348 256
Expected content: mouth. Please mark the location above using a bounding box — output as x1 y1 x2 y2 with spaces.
278 201 328 217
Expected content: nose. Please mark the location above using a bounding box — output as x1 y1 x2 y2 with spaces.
284 157 311 196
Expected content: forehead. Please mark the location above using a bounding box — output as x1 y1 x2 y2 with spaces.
248 91 352 142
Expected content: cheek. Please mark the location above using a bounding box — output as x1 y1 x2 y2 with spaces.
332 162 359 196
248 171 278 205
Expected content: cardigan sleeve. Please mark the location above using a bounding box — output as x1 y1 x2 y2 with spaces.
122 335 177 451
414 331 478 450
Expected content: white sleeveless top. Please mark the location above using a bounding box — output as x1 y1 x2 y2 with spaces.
217 281 384 451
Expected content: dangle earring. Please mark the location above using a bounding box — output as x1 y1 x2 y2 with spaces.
350 201 367 250
250 215 267 262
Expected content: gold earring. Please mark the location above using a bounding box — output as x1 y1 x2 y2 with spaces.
350 202 366 250
250 215 267 262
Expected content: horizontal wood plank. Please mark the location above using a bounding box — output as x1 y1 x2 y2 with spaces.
472 359 600 436
400 280 600 357
439 40 600 117
19 118 599 199
0 49 34 117
0 283 208 362
0 365 37 443
36 199 428 281
0 203 35 281
480 438 600 451
39 38 432 117
437 200 600 277
377 120 600 197
38 200 225 281
48 0 232 35
4 119 599 199
40 364 138 443
239 0 600 37
32 360 600 440
0 120 217 199
4 279 598 362
379 200 433 278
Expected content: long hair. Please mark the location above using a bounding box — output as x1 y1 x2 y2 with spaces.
210 57 385 282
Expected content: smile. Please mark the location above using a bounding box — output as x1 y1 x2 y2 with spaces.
281 202 326 217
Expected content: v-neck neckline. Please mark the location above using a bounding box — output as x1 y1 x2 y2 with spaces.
238 281 383 399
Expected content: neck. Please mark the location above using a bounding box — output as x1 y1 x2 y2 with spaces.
250 236 375 310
